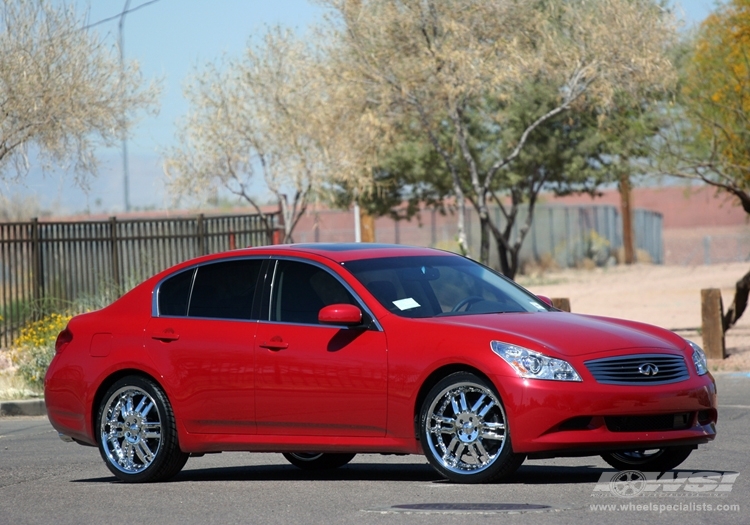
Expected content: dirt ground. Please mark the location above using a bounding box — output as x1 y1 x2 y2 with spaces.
519 261 750 372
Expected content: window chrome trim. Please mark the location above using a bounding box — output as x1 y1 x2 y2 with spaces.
266 255 383 332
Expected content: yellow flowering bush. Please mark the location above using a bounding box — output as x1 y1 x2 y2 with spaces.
11 313 72 390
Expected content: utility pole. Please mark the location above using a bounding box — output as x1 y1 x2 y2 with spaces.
119 0 132 213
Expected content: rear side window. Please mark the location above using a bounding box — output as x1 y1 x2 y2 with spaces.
158 269 194 316
188 259 263 320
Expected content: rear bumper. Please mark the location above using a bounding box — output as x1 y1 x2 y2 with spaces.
494 373 717 455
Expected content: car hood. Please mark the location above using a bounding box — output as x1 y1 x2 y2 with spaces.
426 311 687 358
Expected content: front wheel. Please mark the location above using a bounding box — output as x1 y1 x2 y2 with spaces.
282 452 356 470
601 447 694 471
97 376 188 482
419 372 524 483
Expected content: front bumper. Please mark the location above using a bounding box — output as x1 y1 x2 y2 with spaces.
495 373 717 455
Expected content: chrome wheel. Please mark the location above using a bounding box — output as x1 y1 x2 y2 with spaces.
611 449 664 464
282 452 356 470
101 386 162 475
97 376 188 482
601 446 693 471
287 452 324 462
420 372 524 483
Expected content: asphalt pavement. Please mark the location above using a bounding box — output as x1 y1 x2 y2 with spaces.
0 372 747 525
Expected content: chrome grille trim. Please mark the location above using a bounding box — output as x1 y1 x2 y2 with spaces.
584 353 689 385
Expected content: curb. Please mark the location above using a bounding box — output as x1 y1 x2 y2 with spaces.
0 399 46 417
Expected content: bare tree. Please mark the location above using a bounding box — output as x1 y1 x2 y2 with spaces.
0 0 159 185
164 28 380 243
320 0 677 275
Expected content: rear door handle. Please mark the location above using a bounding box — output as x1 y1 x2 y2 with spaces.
151 331 180 342
259 341 289 351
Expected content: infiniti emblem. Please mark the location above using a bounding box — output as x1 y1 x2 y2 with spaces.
638 363 659 376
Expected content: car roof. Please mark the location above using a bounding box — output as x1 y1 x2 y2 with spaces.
237 243 450 263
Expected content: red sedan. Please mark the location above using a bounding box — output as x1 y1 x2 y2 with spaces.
45 244 717 483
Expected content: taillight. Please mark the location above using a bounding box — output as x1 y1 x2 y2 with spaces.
55 328 73 354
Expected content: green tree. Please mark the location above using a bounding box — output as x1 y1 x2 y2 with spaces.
656 0 750 329
321 0 677 276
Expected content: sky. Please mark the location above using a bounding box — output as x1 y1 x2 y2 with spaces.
1 0 723 217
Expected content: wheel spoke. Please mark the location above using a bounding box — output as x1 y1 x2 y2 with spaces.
477 399 495 418
481 422 505 441
459 391 469 412
135 441 154 465
470 394 487 413
139 401 154 419
124 394 134 417
430 415 455 434
135 396 146 415
445 441 465 467
450 395 461 415
142 421 161 440
472 441 490 465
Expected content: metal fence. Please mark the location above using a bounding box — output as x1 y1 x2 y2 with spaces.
0 213 276 348
295 204 663 269
507 205 663 268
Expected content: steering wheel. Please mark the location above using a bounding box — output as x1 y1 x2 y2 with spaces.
451 295 485 313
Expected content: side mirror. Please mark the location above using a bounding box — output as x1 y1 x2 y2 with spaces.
536 295 553 307
318 304 363 326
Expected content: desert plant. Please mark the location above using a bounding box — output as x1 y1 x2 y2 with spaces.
10 312 71 390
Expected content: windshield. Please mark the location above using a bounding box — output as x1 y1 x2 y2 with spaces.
343 255 550 318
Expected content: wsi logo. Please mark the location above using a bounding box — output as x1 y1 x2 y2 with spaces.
592 470 740 498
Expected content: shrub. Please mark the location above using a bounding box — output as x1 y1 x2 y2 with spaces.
10 312 72 390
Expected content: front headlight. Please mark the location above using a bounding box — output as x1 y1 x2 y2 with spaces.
491 341 582 381
687 340 708 376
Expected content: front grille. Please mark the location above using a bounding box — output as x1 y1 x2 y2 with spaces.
585 353 689 385
605 412 693 432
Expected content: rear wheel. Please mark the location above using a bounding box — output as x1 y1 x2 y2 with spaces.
282 452 356 470
601 447 694 471
419 372 524 483
97 376 188 482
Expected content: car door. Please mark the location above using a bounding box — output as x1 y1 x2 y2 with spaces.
146 258 263 435
254 259 387 437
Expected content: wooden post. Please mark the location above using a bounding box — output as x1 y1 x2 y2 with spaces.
552 298 571 312
196 213 206 255
701 288 726 359
109 216 121 291
30 217 43 306
619 170 635 265
360 208 376 243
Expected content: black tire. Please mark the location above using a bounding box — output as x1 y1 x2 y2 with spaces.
419 372 525 483
601 446 694 471
282 452 356 470
97 376 188 483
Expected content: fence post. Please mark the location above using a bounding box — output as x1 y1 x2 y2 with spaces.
30 217 43 306
196 213 206 255
552 298 571 312
701 288 726 359
109 217 121 291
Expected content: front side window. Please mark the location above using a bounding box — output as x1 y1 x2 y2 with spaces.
269 260 356 324
186 259 263 320
344 255 549 318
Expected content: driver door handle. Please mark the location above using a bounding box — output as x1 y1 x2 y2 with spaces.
260 340 289 351
151 330 180 342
